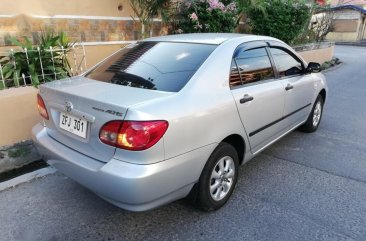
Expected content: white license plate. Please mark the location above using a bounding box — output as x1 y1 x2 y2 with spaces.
59 112 88 139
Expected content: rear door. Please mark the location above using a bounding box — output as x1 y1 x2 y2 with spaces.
268 46 315 128
230 42 286 153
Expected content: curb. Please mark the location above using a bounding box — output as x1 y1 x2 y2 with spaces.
335 42 366 47
0 167 57 192
322 62 343 73
0 140 41 174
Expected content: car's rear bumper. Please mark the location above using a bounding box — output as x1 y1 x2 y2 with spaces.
32 124 215 211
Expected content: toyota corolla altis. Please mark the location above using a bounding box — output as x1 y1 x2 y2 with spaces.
33 33 327 211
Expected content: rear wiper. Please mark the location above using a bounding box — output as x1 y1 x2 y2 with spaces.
111 72 156 90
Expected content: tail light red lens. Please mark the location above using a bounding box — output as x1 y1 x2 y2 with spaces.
99 120 168 151
37 94 49 120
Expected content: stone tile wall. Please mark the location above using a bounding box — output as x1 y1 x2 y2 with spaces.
0 14 164 46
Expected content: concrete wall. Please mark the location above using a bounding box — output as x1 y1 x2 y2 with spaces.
0 87 40 146
82 44 124 69
332 19 359 32
326 32 359 41
297 45 335 64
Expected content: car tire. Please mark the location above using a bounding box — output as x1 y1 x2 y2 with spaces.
300 95 324 133
188 142 239 211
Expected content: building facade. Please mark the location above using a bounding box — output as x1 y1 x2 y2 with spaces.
326 5 366 41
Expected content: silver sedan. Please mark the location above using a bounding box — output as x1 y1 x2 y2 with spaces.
32 33 327 211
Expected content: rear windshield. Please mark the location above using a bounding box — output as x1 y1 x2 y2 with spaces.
85 41 217 92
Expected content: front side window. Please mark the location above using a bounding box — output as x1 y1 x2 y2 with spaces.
231 48 274 87
270 48 303 78
86 42 217 92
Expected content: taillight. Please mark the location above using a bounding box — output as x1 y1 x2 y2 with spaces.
99 120 168 151
37 94 49 120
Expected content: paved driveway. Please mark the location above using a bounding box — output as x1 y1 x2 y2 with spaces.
1 46 366 241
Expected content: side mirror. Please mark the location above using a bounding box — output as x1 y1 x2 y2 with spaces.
306 62 321 73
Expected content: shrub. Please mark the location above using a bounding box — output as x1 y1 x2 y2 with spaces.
0 31 72 88
292 28 317 45
169 0 240 34
246 0 311 44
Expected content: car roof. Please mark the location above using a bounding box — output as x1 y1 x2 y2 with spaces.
143 33 278 45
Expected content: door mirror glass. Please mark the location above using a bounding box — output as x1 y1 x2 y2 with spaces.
306 62 321 73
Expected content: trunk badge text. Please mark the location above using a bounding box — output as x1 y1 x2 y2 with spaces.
92 107 124 117
65 101 73 113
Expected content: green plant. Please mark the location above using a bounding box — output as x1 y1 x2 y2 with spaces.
169 0 240 34
246 0 311 44
236 0 266 17
0 31 72 88
129 0 170 38
321 57 341 70
292 28 317 45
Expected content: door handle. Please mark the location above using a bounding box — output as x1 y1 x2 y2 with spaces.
240 94 254 104
285 84 294 91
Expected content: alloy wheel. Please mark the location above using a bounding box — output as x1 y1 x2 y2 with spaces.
209 156 235 201
312 101 322 127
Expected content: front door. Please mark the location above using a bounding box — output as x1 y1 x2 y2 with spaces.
269 47 315 128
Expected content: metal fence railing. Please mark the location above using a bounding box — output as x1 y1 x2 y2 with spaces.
0 44 87 90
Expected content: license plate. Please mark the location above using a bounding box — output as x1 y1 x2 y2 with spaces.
59 112 88 139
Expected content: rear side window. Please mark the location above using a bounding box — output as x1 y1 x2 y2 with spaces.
229 60 242 87
230 48 274 87
85 42 217 92
270 48 303 78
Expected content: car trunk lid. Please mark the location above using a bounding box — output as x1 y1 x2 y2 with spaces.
39 76 172 163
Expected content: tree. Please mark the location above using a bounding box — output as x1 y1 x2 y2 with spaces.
129 0 170 38
311 6 335 41
237 0 266 14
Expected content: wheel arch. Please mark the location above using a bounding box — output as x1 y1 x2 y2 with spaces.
221 134 246 165
319 89 326 103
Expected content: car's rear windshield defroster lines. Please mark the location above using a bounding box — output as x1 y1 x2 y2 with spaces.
107 42 157 72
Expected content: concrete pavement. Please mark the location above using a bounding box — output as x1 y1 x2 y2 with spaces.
0 45 365 241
